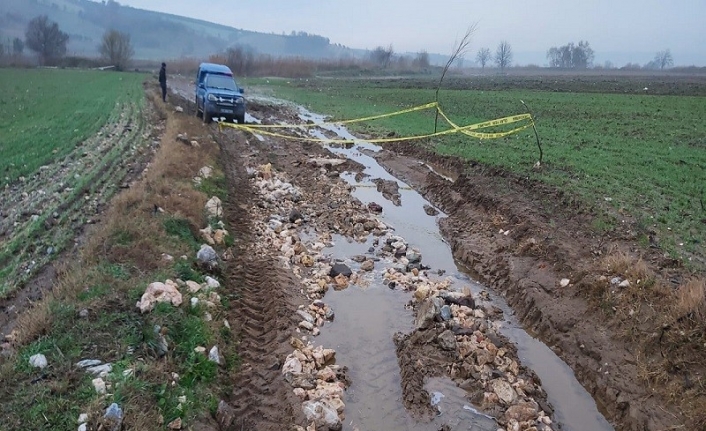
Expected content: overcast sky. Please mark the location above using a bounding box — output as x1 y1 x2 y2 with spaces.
114 0 705 66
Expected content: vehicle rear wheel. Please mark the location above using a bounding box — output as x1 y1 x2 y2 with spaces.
236 114 245 124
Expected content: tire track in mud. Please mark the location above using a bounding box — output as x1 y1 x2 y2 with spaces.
216 131 302 430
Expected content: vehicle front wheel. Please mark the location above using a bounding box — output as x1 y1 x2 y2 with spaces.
196 98 202 118
203 107 212 124
236 114 245 124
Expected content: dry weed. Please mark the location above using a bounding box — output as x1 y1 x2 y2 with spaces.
675 278 706 320
602 248 651 281
12 300 52 346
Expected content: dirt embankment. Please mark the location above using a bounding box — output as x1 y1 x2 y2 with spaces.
371 143 705 430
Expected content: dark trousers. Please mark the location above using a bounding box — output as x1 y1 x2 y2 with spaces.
160 82 167 101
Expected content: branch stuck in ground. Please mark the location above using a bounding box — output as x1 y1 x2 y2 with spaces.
434 23 477 133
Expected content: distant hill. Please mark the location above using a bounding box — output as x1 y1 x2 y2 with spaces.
0 0 368 61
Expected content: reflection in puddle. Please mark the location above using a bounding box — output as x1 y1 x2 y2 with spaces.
316 284 496 431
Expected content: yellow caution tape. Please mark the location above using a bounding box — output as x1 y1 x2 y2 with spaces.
241 102 439 129
218 101 534 143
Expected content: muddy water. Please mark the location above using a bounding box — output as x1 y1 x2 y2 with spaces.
298 108 614 431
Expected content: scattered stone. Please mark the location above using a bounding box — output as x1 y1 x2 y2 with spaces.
504 402 539 423
610 277 622 286
406 249 422 264
297 310 315 324
360 260 374 271
79 308 90 318
283 356 303 375
333 274 348 290
439 291 475 308
86 363 113 377
78 413 89 424
186 280 201 293
92 377 107 394
198 166 213 179
197 244 219 270
367 202 383 213
136 280 183 313
167 417 182 429
440 305 452 321
299 321 315 331
205 276 221 289
175 106 184 113
490 379 517 405
290 208 304 223
76 359 102 368
29 353 48 369
176 133 190 144
102 403 123 431
78 424 87 431
205 196 223 218
308 157 347 168
209 346 221 364
414 285 431 302
423 204 439 216
437 330 457 351
560 278 570 288
329 263 352 278
213 229 228 245
415 297 443 329
302 400 342 431
619 279 631 288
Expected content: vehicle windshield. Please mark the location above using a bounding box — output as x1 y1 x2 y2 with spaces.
205 74 238 91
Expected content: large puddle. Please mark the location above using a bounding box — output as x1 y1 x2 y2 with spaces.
297 107 615 431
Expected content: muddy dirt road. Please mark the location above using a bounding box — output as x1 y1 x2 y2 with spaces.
165 87 658 430
156 76 692 431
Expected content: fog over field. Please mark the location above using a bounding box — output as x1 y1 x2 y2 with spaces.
115 0 705 66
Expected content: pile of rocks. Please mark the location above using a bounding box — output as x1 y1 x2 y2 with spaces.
296 299 335 336
412 290 556 431
283 338 349 431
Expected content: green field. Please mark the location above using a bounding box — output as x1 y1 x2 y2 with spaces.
251 77 706 266
0 68 148 297
0 69 146 184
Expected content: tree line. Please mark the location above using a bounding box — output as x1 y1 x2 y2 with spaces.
0 14 134 70
1 15 680 73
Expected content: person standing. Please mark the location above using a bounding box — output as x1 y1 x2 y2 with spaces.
159 62 167 102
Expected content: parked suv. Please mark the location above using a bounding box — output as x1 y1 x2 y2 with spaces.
195 63 245 124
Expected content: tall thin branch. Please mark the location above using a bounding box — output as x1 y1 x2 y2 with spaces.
434 23 478 133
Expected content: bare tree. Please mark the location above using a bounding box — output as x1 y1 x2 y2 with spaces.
476 47 491 68
225 45 256 76
413 50 430 69
547 41 594 68
495 41 513 71
25 15 69 65
370 45 394 68
434 24 477 132
12 38 24 56
99 29 134 71
654 49 674 70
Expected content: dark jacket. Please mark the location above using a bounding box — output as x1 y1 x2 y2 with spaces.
159 66 166 84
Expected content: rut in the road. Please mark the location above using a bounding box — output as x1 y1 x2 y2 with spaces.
217 132 302 430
